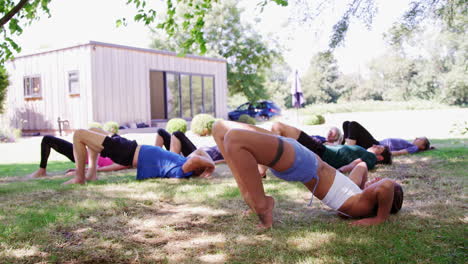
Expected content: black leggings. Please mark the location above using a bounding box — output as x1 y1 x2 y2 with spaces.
157 128 198 157
297 131 326 158
342 121 380 149
157 128 172 150
40 135 75 168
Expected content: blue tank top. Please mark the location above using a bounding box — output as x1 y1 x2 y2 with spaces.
136 145 193 180
270 137 319 183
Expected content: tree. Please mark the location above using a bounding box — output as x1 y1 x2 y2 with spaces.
0 0 51 63
2 0 464 63
301 51 343 104
150 0 281 102
378 0 467 105
0 65 9 113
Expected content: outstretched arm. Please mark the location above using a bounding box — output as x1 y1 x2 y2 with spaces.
391 149 409 156
351 179 395 226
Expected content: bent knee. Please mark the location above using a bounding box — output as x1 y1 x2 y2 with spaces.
212 120 228 138
172 131 185 139
357 161 368 169
42 135 55 143
223 129 245 151
271 122 285 134
73 129 88 141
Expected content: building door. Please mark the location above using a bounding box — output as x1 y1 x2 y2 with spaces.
149 71 166 119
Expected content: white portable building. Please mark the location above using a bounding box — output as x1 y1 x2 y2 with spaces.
2 41 228 132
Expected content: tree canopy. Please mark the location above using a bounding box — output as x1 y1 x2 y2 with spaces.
1 0 465 63
150 0 281 102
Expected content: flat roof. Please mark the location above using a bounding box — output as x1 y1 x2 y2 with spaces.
11 41 226 63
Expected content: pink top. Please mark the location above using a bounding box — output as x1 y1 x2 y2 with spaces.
97 157 114 167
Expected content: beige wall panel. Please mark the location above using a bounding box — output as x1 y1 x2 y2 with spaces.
4 45 92 130
4 42 227 131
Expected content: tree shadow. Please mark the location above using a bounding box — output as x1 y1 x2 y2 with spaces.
10 107 54 131
0 144 466 263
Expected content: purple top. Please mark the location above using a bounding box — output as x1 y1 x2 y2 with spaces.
199 146 224 162
379 138 419 154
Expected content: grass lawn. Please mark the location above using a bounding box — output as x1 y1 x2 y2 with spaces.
0 138 466 263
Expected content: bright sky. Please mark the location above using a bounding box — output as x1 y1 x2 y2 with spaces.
15 0 410 75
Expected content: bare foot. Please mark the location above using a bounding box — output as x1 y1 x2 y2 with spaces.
256 196 275 229
65 171 76 177
85 172 98 182
62 177 85 185
242 209 254 217
26 168 47 179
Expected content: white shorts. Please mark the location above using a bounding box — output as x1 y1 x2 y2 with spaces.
321 171 363 210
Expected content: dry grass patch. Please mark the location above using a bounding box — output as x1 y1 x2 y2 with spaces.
0 138 466 263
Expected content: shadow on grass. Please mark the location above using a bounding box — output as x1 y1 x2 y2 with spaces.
0 139 466 263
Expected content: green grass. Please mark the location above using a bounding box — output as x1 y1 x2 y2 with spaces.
0 139 466 263
0 161 74 178
296 100 458 115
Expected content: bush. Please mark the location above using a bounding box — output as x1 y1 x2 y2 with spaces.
13 129 22 139
0 66 9 114
103 121 119 134
238 114 256 125
166 118 187 134
191 114 215 136
450 121 468 136
0 128 18 143
305 114 325 125
88 122 103 129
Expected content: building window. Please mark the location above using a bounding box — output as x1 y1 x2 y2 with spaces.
68 71 80 95
181 74 192 118
24 75 42 98
165 72 215 119
192 75 203 115
203 76 215 115
167 73 181 119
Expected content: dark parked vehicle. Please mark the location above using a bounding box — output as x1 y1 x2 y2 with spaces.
228 101 281 121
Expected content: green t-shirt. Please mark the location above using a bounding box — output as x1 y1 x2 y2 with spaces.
322 145 377 169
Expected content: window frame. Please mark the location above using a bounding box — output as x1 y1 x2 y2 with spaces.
23 75 42 99
68 70 80 96
164 71 216 119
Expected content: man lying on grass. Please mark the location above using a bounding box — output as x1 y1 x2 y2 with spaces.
212 120 403 228
64 129 215 185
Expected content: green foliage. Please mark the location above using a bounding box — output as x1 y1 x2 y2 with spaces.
0 139 466 262
103 121 119 134
0 0 52 63
237 114 256 125
297 100 452 115
166 118 187 133
301 51 343 105
0 128 15 143
88 122 103 129
449 121 468 137
191 113 215 136
13 128 21 139
304 114 325 125
150 0 280 102
0 65 9 113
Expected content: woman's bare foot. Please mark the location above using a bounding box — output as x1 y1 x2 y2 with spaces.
62 177 86 185
242 209 254 217
256 196 275 229
85 172 98 182
26 168 48 179
65 170 76 177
